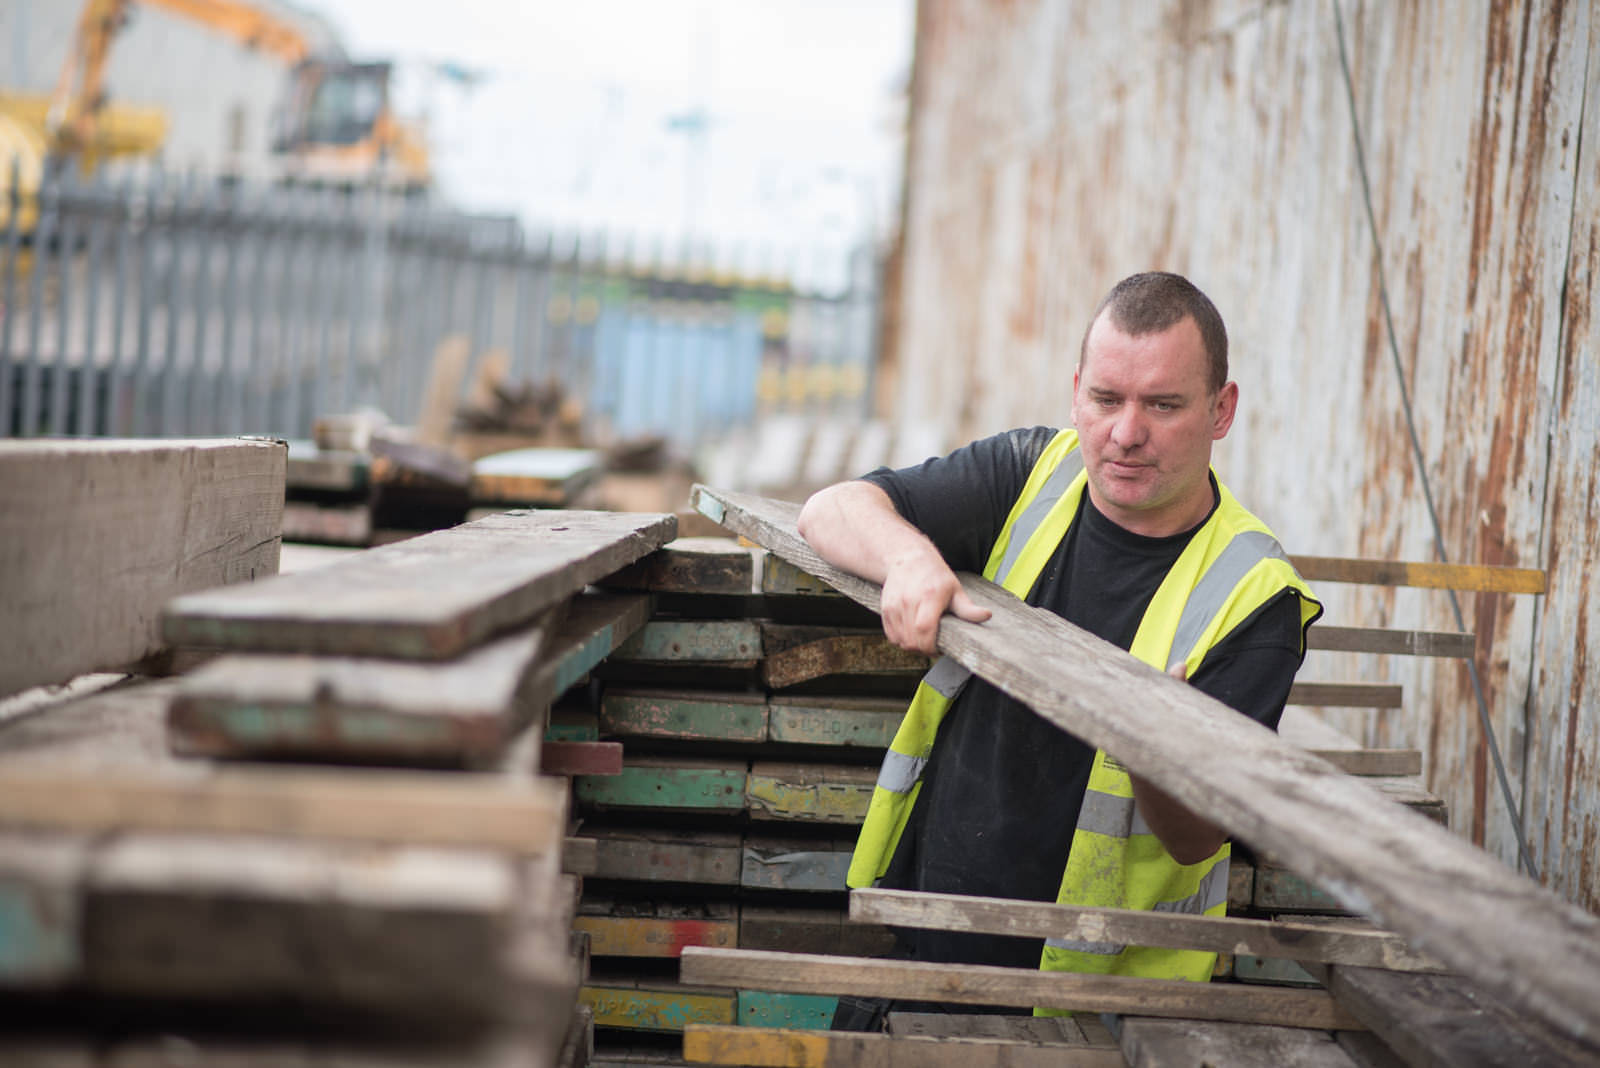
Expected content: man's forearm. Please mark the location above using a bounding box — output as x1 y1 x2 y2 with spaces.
1130 773 1226 866
797 480 941 583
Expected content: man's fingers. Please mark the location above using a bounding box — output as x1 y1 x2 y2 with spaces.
1168 662 1189 682
950 589 992 623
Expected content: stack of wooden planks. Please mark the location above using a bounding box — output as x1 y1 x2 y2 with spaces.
674 485 1600 1068
550 537 940 1062
0 506 683 1064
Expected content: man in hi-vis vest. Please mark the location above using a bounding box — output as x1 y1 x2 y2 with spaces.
799 272 1321 1027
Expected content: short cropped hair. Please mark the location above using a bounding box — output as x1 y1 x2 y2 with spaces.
1079 272 1229 393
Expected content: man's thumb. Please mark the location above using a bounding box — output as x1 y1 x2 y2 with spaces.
951 589 992 623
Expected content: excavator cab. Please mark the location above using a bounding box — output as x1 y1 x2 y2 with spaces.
274 60 429 190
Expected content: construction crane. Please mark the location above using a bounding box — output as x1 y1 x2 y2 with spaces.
1 0 431 188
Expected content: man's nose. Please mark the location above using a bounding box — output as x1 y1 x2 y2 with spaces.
1109 405 1147 448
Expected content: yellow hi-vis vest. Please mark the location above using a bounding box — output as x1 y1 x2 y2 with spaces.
844 428 1322 991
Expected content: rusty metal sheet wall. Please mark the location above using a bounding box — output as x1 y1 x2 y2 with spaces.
894 0 1596 909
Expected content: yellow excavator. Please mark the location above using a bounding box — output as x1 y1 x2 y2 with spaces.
0 0 431 230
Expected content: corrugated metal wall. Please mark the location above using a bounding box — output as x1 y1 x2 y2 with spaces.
891 0 1598 910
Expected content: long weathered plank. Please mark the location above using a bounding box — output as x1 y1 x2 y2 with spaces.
168 592 653 765
690 486 1600 1050
849 888 1446 972
746 762 876 824
760 625 930 688
739 905 895 957
0 766 567 856
1300 963 1596 1068
575 757 748 813
1288 556 1546 594
1287 682 1404 708
600 689 769 742
683 1025 1127 1068
611 620 763 663
1309 749 1423 777
574 899 738 958
741 835 855 892
601 538 758 594
584 827 743 885
1305 625 1475 658
736 991 840 1031
678 947 1362 1030
766 695 904 748
164 509 676 659
580 979 736 1032
0 438 285 698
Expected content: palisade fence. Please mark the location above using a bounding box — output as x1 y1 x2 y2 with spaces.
0 159 879 446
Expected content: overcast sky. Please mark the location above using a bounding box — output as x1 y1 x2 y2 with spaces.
309 0 913 266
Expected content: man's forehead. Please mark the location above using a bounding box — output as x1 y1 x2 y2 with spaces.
1081 313 1210 387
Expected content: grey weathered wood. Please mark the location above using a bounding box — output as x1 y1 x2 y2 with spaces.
741 834 854 892
164 509 676 659
739 905 896 957
683 1024 1126 1067
1300 963 1596 1068
0 438 285 698
1309 749 1423 777
1118 1018 1359 1068
1305 625 1475 658
887 1013 1108 1045
168 592 652 765
850 888 1446 973
0 765 568 856
678 947 1362 1029
690 485 1600 1051
1288 682 1404 708
600 537 758 594
584 827 743 886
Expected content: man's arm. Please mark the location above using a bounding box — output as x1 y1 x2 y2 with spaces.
798 480 990 655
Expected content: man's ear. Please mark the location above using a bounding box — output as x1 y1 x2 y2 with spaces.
1211 381 1239 440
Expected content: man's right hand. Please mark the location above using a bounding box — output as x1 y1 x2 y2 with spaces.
879 546 990 655
798 480 991 656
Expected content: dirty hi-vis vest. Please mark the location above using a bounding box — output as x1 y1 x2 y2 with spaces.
845 428 1321 993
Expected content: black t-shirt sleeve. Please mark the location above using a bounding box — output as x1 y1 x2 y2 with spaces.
858 426 1059 573
1187 590 1309 732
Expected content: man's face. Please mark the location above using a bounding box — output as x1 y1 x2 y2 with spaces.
1071 312 1237 537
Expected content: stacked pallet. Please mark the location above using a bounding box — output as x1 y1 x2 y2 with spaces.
0 507 682 1064
548 538 931 1062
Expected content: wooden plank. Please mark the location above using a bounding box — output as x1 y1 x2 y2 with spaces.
739 905 896 957
600 689 769 742
564 835 599 876
471 447 603 505
1118 1018 1359 1068
574 900 738 958
1254 863 1349 914
851 888 1446 973
164 510 676 660
1232 954 1320 986
280 499 373 546
685 1025 1127 1067
888 1013 1111 1045
581 980 736 1032
690 486 1600 1050
1287 683 1404 708
0 438 285 698
1309 749 1423 776
761 556 843 597
741 835 854 892
1303 963 1598 1068
611 621 763 663
0 766 567 856
679 947 1361 1029
543 741 625 776
548 707 601 741
737 991 840 1031
169 592 653 765
584 827 743 886
767 695 904 748
1305 625 1475 658
1288 556 1546 594
576 757 748 813
746 762 876 824
760 625 930 688
601 538 758 595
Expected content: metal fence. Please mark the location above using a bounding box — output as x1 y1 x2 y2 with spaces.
0 160 879 446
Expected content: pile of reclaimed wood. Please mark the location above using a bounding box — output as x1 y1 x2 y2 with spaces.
0 481 683 1064
671 486 1600 1068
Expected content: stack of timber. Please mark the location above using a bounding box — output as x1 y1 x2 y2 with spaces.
675 485 1600 1068
0 501 694 1063
553 537 931 1063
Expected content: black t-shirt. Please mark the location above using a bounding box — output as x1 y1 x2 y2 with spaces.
860 427 1308 969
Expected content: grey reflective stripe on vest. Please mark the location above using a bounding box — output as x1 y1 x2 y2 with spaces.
1045 859 1231 956
1165 530 1291 672
994 450 1086 582
1075 788 1154 839
877 749 927 793
923 655 971 699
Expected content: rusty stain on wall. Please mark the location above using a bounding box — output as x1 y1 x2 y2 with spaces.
891 0 1598 911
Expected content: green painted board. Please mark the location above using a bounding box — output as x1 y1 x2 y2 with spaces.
611 621 762 663
601 690 769 742
1232 955 1320 987
577 758 748 812
767 696 902 748
547 708 601 742
745 762 875 824
581 981 735 1032
1253 863 1348 913
737 990 838 1030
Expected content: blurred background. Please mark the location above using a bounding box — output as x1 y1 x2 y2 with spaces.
0 0 912 475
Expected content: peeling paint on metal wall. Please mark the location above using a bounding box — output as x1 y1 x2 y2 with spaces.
893 0 1597 909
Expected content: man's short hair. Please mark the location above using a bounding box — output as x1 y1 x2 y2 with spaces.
1079 272 1229 393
